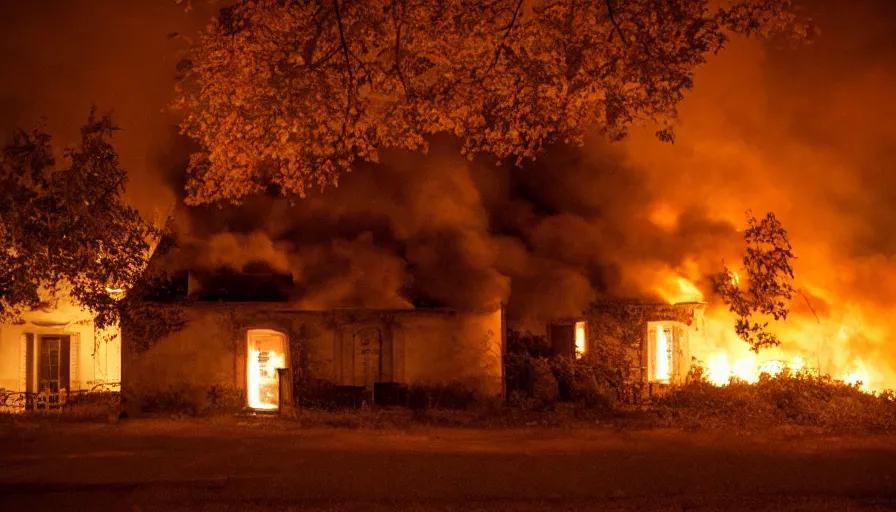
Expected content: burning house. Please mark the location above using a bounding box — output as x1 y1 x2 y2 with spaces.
121 272 504 413
549 301 705 397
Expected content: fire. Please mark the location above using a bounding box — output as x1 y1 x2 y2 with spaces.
658 275 704 304
705 353 808 385
840 361 872 392
247 348 285 410
574 321 586 359
656 272 894 394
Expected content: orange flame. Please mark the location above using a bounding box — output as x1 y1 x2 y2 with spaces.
654 273 893 394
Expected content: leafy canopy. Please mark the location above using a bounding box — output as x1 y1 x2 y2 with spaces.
175 0 811 204
0 110 158 330
713 211 796 352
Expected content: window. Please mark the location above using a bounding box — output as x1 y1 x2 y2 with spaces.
574 321 587 359
648 322 677 383
36 335 71 408
549 320 588 359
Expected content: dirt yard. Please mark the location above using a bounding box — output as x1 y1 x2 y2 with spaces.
1 416 895 511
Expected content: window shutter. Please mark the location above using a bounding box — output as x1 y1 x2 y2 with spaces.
19 334 29 392
70 333 80 391
21 333 35 409
647 326 657 381
673 325 683 382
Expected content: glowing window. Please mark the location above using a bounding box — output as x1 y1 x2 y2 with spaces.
649 323 674 383
574 321 587 359
246 329 287 410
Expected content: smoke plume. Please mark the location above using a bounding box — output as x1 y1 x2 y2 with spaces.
5 0 896 387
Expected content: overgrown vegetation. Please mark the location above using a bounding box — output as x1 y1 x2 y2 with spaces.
651 368 896 433
504 329 625 415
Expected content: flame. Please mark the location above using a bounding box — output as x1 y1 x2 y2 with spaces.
653 272 894 394
705 353 809 385
658 275 704 304
840 361 872 392
574 321 586 359
247 348 285 410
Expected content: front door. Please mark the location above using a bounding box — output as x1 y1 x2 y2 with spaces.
37 335 71 408
354 327 383 388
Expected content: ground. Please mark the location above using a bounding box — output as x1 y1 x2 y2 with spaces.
1 416 895 511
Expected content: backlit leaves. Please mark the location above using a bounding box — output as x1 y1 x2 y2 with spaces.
0 111 158 331
175 0 811 204
713 212 796 352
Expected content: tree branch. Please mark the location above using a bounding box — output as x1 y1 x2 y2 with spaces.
393 1 409 95
604 0 628 46
487 0 525 73
332 0 355 91
796 289 820 324
332 0 354 136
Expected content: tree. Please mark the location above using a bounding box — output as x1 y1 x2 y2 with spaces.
712 211 795 352
174 0 813 205
0 110 159 331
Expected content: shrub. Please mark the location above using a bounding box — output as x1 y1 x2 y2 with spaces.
530 358 559 410
129 383 210 416
652 370 896 432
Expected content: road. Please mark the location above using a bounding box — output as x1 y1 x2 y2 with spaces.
1 417 895 511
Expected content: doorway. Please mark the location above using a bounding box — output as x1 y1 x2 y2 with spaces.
246 329 288 410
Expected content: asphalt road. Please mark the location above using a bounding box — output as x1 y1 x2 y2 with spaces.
1 418 895 511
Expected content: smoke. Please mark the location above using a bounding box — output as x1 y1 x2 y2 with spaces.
6 1 896 385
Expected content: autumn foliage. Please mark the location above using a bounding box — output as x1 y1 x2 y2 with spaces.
175 0 812 204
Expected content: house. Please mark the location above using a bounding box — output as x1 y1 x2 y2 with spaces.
0 296 121 412
121 303 504 413
548 301 706 397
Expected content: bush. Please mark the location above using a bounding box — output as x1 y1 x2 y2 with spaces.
651 370 896 432
530 358 559 410
128 383 210 416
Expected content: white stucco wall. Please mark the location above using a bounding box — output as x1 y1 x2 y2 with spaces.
0 303 121 394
